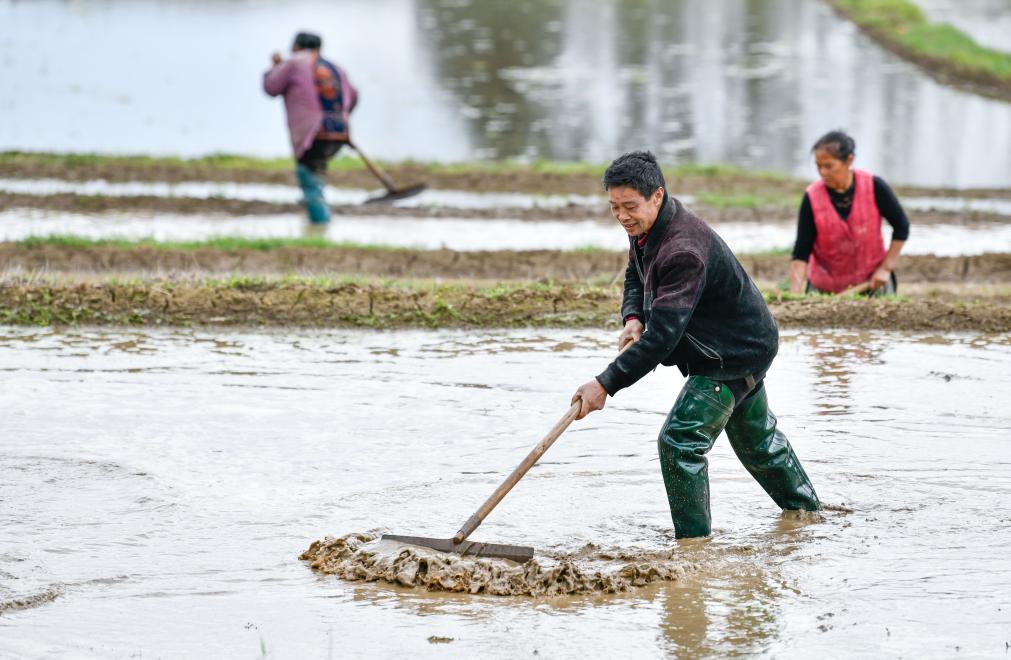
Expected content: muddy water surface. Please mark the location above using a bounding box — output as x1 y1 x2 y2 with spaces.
4 0 1011 187
1 327 1009 657
3 208 1010 256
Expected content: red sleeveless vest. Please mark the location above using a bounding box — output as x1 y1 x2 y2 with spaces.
806 168 886 293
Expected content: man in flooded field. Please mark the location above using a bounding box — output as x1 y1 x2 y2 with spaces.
263 32 358 224
571 151 821 538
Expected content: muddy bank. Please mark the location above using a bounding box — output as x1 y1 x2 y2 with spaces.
1 277 1008 332
300 534 691 597
6 152 1010 200
0 155 778 197
5 191 1011 226
825 0 1011 103
3 243 1009 284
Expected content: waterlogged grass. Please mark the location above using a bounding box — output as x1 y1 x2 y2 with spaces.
10 235 799 261
17 235 402 253
694 192 797 209
828 0 1011 88
0 150 804 187
0 150 295 172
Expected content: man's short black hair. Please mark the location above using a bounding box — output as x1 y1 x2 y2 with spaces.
293 32 322 50
602 150 666 199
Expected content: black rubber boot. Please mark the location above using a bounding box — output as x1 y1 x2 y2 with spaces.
657 376 736 538
723 384 820 511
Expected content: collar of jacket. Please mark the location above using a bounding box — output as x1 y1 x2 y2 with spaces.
631 192 675 260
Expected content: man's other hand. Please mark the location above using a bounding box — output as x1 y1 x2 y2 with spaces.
618 318 644 351
572 379 608 420
271 52 283 65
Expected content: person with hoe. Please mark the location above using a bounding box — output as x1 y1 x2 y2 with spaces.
263 32 358 224
790 130 910 295
571 151 821 539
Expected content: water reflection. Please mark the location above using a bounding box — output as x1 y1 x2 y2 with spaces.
1 0 1010 186
804 331 885 416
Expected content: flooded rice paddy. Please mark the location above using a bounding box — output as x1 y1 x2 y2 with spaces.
3 0 1011 187
4 178 1011 217
2 207 1009 256
1 326 1009 657
0 178 602 212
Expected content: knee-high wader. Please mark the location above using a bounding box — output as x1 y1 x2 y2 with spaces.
657 376 820 538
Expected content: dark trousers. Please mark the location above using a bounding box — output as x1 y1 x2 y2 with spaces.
295 139 345 223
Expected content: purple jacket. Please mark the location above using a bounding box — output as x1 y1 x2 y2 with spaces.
263 51 357 158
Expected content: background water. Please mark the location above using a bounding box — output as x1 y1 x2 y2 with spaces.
1 327 1009 658
913 0 1011 52
2 0 1011 188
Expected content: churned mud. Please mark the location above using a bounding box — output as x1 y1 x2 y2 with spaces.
2 244 1009 284
0 587 62 614
1 276 1008 331
300 533 692 597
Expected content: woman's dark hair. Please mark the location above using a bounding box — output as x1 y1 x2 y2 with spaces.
812 130 856 161
602 150 666 199
293 32 322 50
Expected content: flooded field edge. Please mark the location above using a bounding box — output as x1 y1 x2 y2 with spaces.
1 279 1008 332
2 245 1009 283
824 0 1011 103
3 192 1009 226
4 153 1011 200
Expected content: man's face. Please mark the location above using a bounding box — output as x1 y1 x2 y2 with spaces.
609 185 664 236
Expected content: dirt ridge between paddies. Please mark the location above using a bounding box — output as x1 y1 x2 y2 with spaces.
825 0 1011 102
1 276 1009 333
4 151 1010 199
4 191 1010 227
3 241 1010 284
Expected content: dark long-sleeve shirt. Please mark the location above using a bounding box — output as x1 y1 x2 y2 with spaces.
791 175 910 261
596 195 779 395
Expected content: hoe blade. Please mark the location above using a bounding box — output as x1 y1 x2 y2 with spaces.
381 534 534 563
363 183 427 205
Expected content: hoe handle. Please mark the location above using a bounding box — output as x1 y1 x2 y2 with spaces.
451 341 634 545
452 400 581 544
347 140 397 192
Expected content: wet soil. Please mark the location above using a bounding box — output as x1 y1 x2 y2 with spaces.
299 534 692 597
4 156 1010 200
1 277 1008 332
4 191 1009 226
3 243 1008 284
0 157 788 197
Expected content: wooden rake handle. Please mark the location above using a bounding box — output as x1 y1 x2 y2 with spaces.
346 140 397 193
452 400 581 544
451 341 635 545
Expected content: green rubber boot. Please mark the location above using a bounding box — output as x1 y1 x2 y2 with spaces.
657 376 736 538
723 385 820 511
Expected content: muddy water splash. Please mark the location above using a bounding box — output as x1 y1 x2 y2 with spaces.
300 533 694 596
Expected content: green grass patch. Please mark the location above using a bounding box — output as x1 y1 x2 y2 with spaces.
829 0 1011 84
16 235 405 253
694 192 797 209
0 150 808 187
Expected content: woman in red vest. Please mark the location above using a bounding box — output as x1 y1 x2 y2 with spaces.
789 131 910 295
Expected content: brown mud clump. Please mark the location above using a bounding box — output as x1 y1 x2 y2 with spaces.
299 533 692 597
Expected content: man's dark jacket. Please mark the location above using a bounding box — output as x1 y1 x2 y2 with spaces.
596 194 779 395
